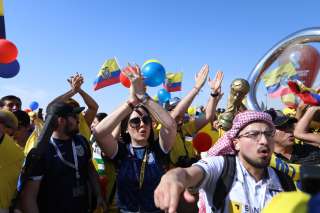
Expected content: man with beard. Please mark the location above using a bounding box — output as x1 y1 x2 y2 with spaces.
21 102 102 213
154 111 295 213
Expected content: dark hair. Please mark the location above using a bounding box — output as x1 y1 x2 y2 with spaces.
119 105 155 148
0 95 22 107
13 110 30 128
95 112 108 122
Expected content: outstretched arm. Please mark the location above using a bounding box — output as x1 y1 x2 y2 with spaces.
170 64 209 120
154 166 204 213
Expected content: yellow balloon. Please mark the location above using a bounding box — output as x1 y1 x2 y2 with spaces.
187 107 196 116
141 59 160 69
153 95 158 101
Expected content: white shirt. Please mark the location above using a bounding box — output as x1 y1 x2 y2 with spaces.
194 156 283 213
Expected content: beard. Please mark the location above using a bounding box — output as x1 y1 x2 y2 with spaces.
242 153 271 169
64 121 79 137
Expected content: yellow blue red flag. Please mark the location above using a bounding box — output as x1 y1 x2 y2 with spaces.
93 57 121 91
262 62 298 95
164 72 183 92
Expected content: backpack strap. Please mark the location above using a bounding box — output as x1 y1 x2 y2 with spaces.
272 168 296 192
211 155 236 212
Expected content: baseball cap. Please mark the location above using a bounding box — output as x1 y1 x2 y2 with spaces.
165 97 181 111
265 108 297 127
46 102 84 117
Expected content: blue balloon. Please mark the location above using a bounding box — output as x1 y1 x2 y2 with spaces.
141 62 166 87
0 60 20 78
29 101 39 111
157 88 171 104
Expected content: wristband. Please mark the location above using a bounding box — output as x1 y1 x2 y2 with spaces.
210 92 219 97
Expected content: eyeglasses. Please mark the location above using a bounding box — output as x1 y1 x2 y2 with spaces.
128 116 152 128
237 130 275 141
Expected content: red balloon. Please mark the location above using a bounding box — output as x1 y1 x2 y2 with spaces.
120 71 131 88
0 39 18 64
278 44 320 87
192 132 212 152
120 66 138 88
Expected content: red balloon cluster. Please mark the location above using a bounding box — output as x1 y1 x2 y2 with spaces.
279 44 320 87
120 66 138 88
0 39 20 78
192 132 212 152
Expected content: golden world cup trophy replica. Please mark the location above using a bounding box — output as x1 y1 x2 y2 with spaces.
218 78 250 130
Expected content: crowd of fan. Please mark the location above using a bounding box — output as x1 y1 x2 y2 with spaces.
1 65 320 213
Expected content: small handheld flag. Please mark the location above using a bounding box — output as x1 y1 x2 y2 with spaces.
93 57 121 91
164 72 183 92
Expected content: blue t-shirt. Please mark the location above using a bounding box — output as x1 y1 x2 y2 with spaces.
114 142 168 212
27 134 91 213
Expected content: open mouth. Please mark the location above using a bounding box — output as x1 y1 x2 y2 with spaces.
257 147 270 156
139 129 147 135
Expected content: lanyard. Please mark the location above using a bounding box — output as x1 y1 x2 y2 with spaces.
50 138 80 179
130 144 149 189
239 161 267 212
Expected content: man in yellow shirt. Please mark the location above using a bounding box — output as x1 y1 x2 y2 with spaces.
0 110 24 211
167 65 223 167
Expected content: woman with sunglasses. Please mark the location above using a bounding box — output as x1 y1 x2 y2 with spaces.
94 65 177 213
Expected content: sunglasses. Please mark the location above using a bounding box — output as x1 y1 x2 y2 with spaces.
128 115 152 128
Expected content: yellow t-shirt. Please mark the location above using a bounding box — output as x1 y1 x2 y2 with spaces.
170 120 197 165
24 118 44 156
0 134 24 209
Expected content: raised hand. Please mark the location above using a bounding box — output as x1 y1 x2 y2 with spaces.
194 64 209 90
67 73 84 93
122 64 146 102
209 70 223 93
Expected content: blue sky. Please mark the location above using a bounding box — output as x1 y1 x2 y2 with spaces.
1 0 320 113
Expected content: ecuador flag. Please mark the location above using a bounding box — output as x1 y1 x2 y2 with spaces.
164 72 183 92
93 57 121 91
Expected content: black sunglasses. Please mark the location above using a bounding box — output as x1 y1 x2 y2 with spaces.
128 115 152 128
